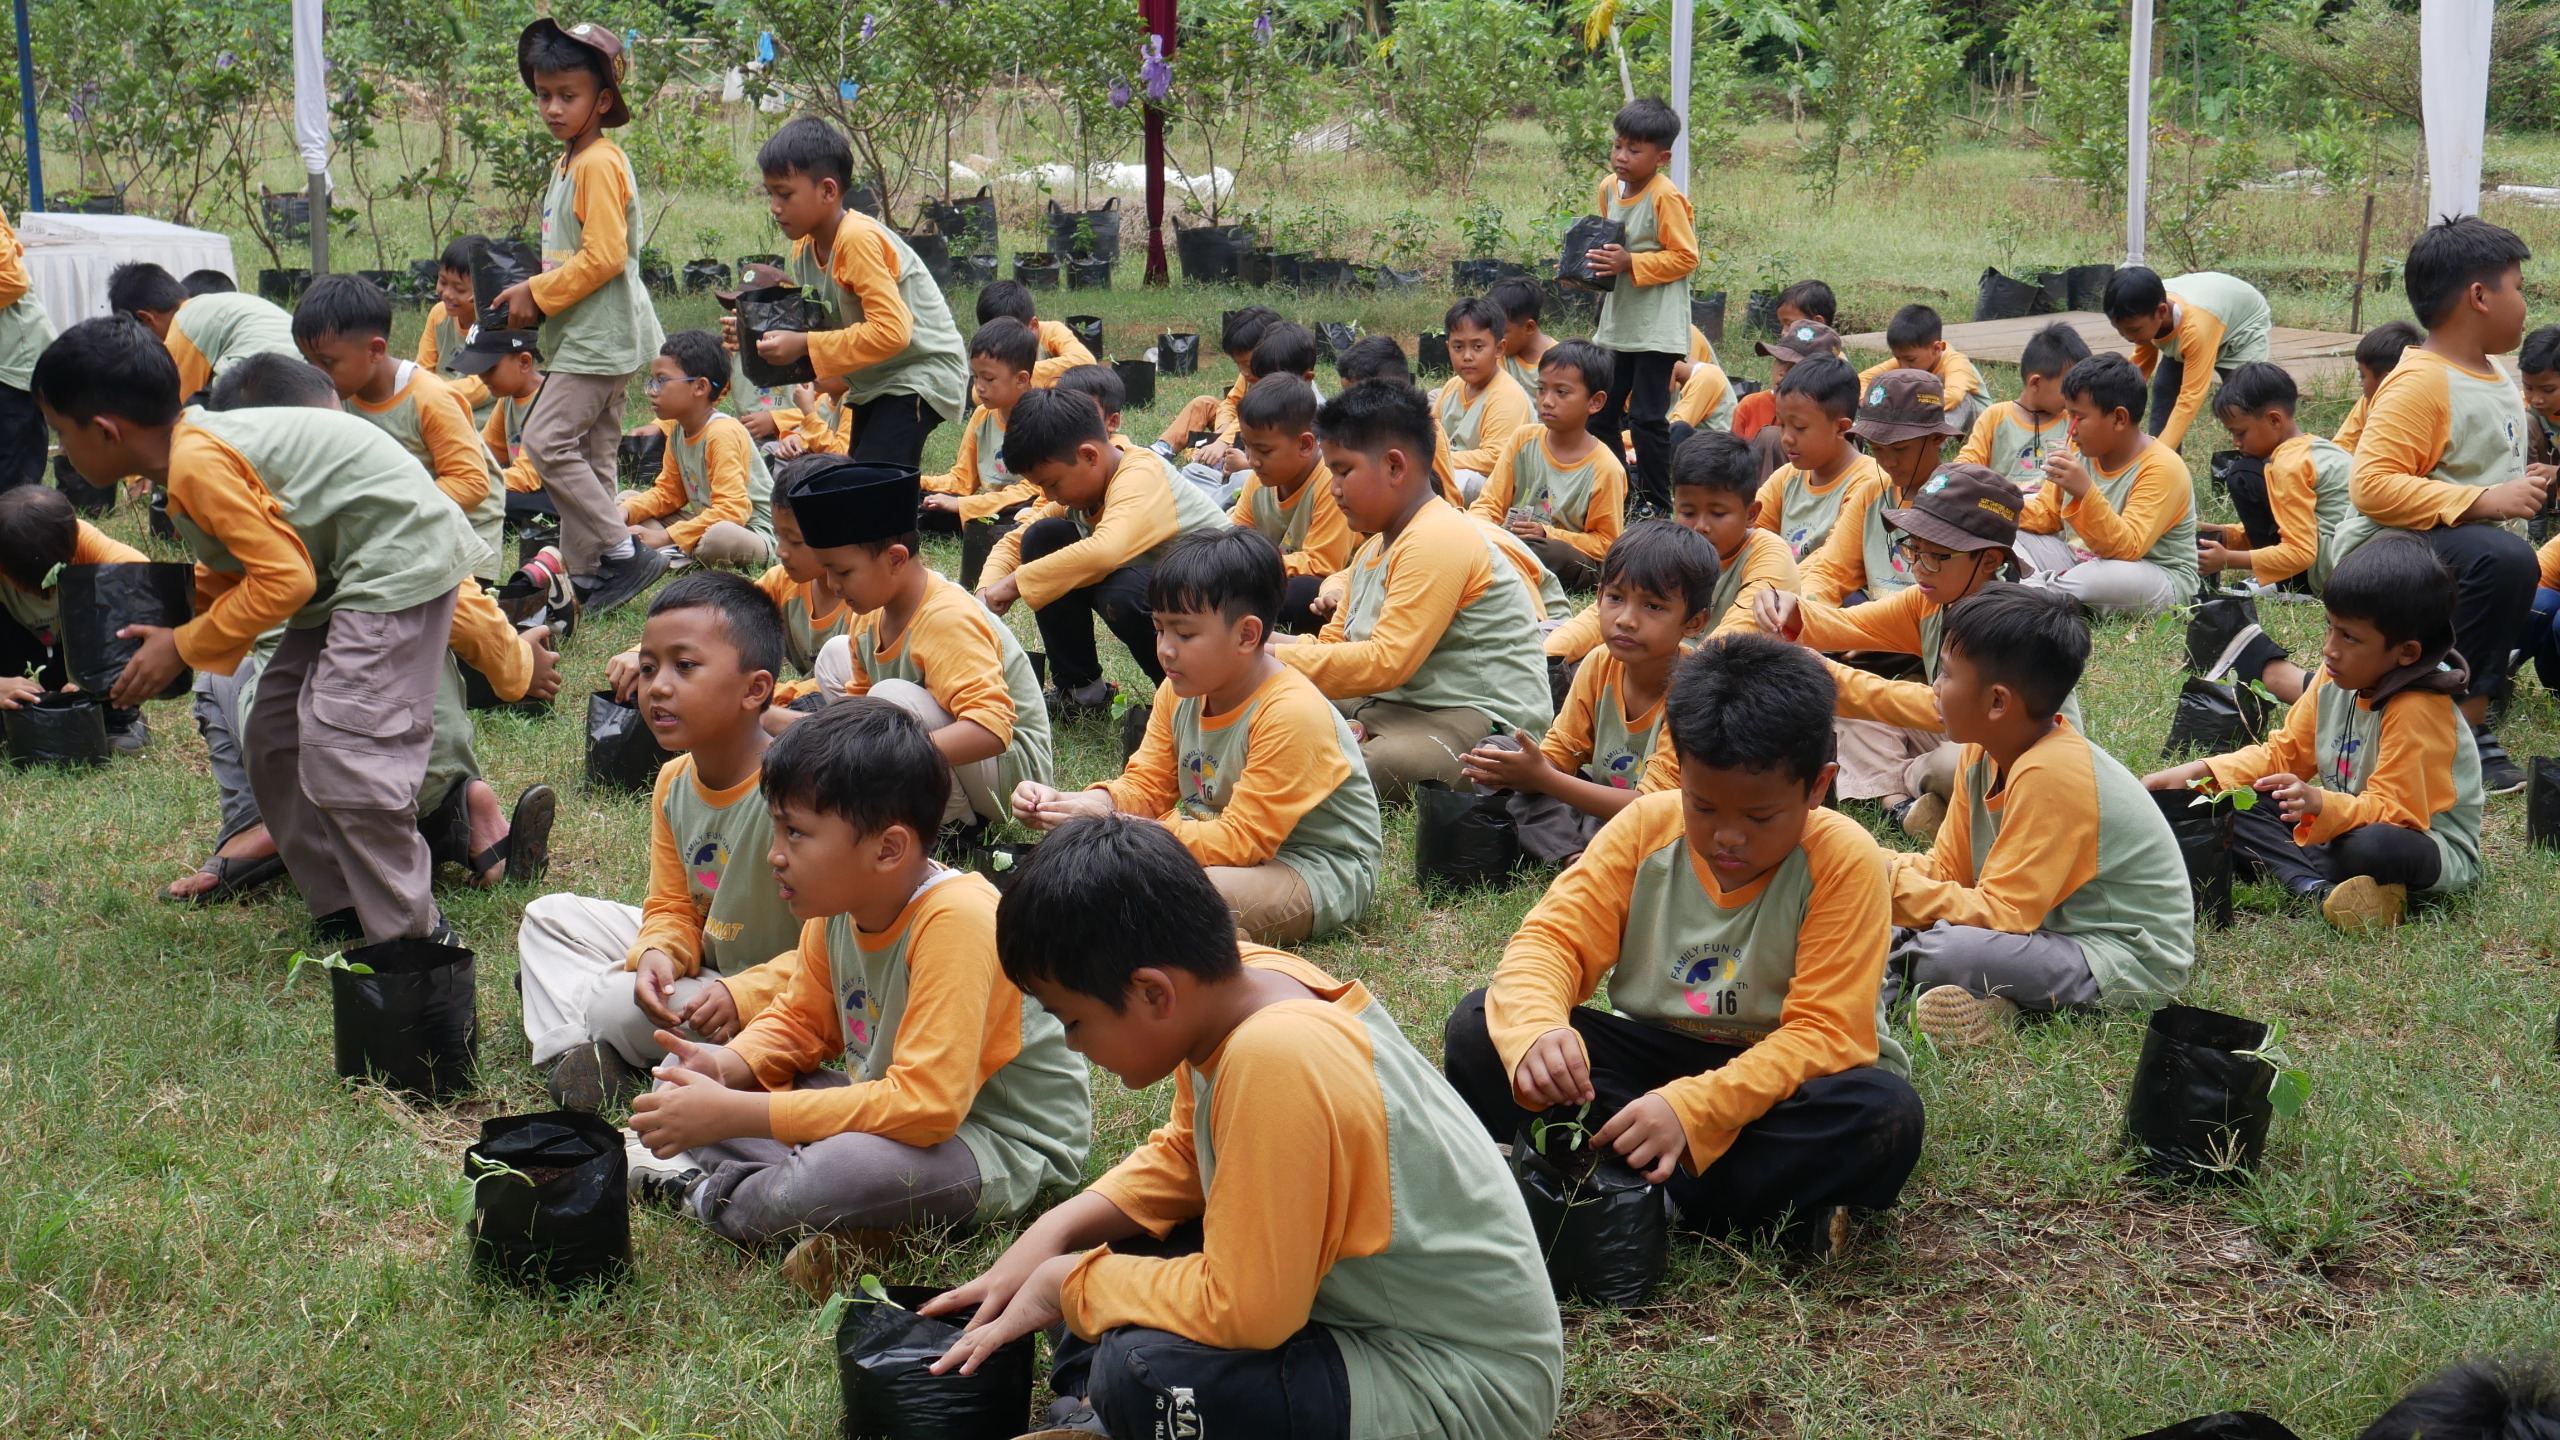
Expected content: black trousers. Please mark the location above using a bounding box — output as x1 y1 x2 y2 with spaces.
0 381 45 492
1522 533 1600 591
1019 516 1160 690
917 505 961 536
2406 523 2538 702
503 487 558 527
1442 988 1925 1237
2214 452 2283 549
1593 350 1678 511
2231 804 2442 895
1281 574 1327 635
845 392 945 471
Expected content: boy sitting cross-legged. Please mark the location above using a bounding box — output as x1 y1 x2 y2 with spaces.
2200 361 2354 609
1545 430 1799 667
2145 536 2483 934
2015 352 2199 615
1464 520 1718 866
518 572 807 1110
1224 373 1351 634
1956 320 2086 499
1754 355 1879 561
1442 635 1925 1259
918 318 1039 543
923 816 1564 1440
620 329 777 570
1433 296 1535 504
1012 527 1383 944
1889 584 2194 1046
1468 338 1628 591
624 698 1091 1273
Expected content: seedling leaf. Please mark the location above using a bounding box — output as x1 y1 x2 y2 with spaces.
2268 1069 2310 1119
859 1273 895 1306
816 1292 849 1332
41 562 64 590
991 850 1016 873
285 950 372 986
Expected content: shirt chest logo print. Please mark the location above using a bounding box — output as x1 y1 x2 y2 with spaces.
1180 749 1220 814
842 986 877 1046
1670 942 1743 1014
686 835 730 893
2332 732 2363 788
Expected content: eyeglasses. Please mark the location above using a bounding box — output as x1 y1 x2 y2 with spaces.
642 377 701 395
1891 538 1972 575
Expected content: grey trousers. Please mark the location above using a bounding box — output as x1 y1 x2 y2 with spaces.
1886 922 2103 1012
521 368 632 575
192 660 265 850
2015 531 2184 616
422 652 480 821
686 1069 984 1244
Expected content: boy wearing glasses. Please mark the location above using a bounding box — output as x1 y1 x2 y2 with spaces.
621 329 776 569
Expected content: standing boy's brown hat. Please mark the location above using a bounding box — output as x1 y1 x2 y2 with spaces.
1852 368 1962 446
518 19 632 129
713 264 795 310
1886 463 2023 552
1756 320 1843 365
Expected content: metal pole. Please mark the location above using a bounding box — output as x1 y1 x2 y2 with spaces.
1668 0 1693 194
2349 191 2376 332
2125 0 2151 265
13 0 40 210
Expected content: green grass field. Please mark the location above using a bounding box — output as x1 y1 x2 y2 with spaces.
10 132 2560 1437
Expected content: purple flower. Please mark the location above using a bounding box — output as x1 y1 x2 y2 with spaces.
1254 10 1273 43
859 12 875 40
1109 77 1131 109
216 51 235 69
1140 36 1171 101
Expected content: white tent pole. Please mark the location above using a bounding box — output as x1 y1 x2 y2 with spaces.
2422 0 2493 221
2125 0 2151 265
292 0 330 273
1669 0 1693 194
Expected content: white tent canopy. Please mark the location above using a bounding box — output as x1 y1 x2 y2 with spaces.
16 213 236 323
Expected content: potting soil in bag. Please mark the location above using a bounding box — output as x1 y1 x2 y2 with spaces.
1557 215 1627 292
926 186 1000 254
838 1284 1034 1440
618 428 668 489
2123 1413 2303 1440
586 688 677 791
330 937 478 1102
4 691 110 768
470 238 541 327
2150 787 2235 929
58 561 197 700
1157 331 1200 375
2121 1003 2278 1182
736 285 834 390
1512 1120 1668 1307
464 1110 632 1293
1412 780 1521 894
1973 266 2055 322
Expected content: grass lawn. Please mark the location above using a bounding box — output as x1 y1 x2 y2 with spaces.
11 134 2560 1437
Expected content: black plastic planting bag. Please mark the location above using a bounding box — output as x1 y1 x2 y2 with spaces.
5 691 109 767
1047 197 1121 262
2068 263 2119 313
2163 675 2250 758
470 238 541 327
1451 258 1529 291
839 1284 1034 1440
736 284 834 390
1157 331 1200 375
681 258 731 293
2124 1413 2303 1440
1513 1122 1668 1307
1413 780 1520 894
903 228 954 286
618 427 668 489
1418 331 1451 376
1065 314 1106 356
1315 321 1359 362
1013 252 1061 291
1174 223 1242 283
465 1110 632 1293
586 688 677 791
2529 756 2560 849
2151 787 2236 929
1115 359 1156 410
331 937 478 1101
1066 257 1112 291
1973 266 2055 322
1691 292 1727 345
460 656 551 718
1119 700 1150 764
58 561 195 699
2122 1003 2278 1182
926 186 999 255
1557 215 1627 292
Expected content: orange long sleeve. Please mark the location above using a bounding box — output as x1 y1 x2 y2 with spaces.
2054 446 2190 560
403 371 496 515
162 424 318 673
166 325 214 401
1670 363 1732 427
446 578 533 702
526 142 633 317
925 405 992 496
1442 374 1533 475
2248 434 2326 585
982 444 1179 610
2154 299 2230 451
668 418 757 551
629 758 759 975
1033 319 1095 387
1890 725 2103 931
1100 674 1355 868
2201 671 2467 846
845 577 1020 749
2349 351 2477 529
481 398 544 493
1209 373 1251 437
1824 656 1944 731
802 213 917 381
1795 582 1931 656
0 214 28 310
1279 499 1495 698
2331 393 2370 453
71 522 148 567
622 421 688 526
1469 430 1624 560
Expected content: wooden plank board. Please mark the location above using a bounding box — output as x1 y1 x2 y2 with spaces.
1840 311 2359 386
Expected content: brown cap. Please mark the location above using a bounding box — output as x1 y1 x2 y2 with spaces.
519 19 632 129
1885 463 2023 553
1756 320 1843 365
1852 368 1961 445
714 264 795 310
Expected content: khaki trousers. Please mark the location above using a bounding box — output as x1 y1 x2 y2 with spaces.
1207 859 1315 945
1337 698 1492 806
522 369 632 575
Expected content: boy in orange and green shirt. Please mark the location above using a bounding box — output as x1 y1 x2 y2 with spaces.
1587 97 1699 515
1225 374 1352 633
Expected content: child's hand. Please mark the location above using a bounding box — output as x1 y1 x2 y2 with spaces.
930 1252 1078 1377
2531 462 2557 486
634 950 685 1028
1505 514 1548 540
1596 1093 1687 1184
2139 761 2212 792
629 1040 760 1156
1587 243 1633 278
0 675 38 710
2256 771 2322 822
1751 589 1804 643
792 381 821 409
719 314 740 349
977 575 1021 616
2196 535 2237 576
1671 359 1696 385
493 281 540 330
520 625 562 703
1012 781 1063 828
924 1229 1073 1330
774 433 807 459
1460 732 1549 794
106 625 182 707
1307 586 1340 620
1022 785 1114 830
921 492 960 513
757 329 812 365
676 978 740 1042
2461 470 2553 522
741 409 780 441
2043 451 2093 500
607 646 643 702
1513 1027 1594 1109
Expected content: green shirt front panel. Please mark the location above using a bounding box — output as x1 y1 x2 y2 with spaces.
657 755 804 975
782 588 852 676
2162 272 2274 371
820 876 1093 1222
862 574 1057 794
2312 679 2483 894
2295 434 2356 592
352 363 507 585
787 220 972 421
2084 448 2199 594
1436 378 1502 460
429 311 466 380
970 409 1008 492
174 292 298 378
537 141 664 376
1501 354 1539 400
1775 468 1855 560
0 279 55 390
669 418 777 543
1506 435 1608 538
180 407 486 625
1593 174 1690 354
1244 475 1318 555
1984 404 2068 499
2332 358 2529 563
1169 676 1384 936
1856 487 1918 599
1585 671 1663 789
1341 524 1557 737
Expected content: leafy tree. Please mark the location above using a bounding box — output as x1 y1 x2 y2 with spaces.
1786 0 1960 198
1357 0 1553 189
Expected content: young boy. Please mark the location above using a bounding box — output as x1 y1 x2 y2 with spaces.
924 816 1563 1440
2332 319 2422 454
621 329 777 569
1667 351 1737 444
741 117 970 472
2102 264 2274 452
1956 320 2087 498
1275 380 1555 802
106 260 299 401
1754 356 1878 561
613 468 846 709
1489 276 1557 398
453 326 556 527
1587 97 1698 517
1444 634 1924 1259
2146 537 2483 934
1154 304 1279 457
414 233 497 426
1727 283 1837 441
1798 368 1962 606
1012 528 1383 943
975 277 1095 386
1187 322 1321 494
1464 521 1716 864
919 317 1039 538
293 274 509 586
518 572 807 1110
36 318 483 947
624 699 1091 1267
1224 373 1351 634
1859 304 1987 433
2336 215 2542 794
2015 352 2198 615
1468 338 1628 590
0 211 55 490
0 485 148 745
2200 360 2354 610
1892 584 2194 1045
1539 430 1795 665
494 19 670 618
1433 296 1534 504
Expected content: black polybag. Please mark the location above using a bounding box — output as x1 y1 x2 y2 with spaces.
465 1110 632 1293
330 936 478 1101
618 427 668 489
470 238 541 329
681 258 732 293
1157 331 1201 375
586 688 677 791
1418 331 1451 376
1119 699 1150 764
1413 780 1520 894
2123 1413 2302 1440
2162 675 2265 758
1174 223 1243 283
1047 196 1121 262
2121 1003 2278 1182
1556 215 1627 292
2067 263 2119 312
736 284 834 390
1973 266 2055 322
1690 292 1727 346
461 656 552 717
1064 314 1106 356
925 186 1000 255
58 561 195 699
1012 252 1061 291
2529 755 2560 849
4 691 110 767
838 1284 1034 1440
1114 359 1156 410
1513 1120 1668 1307
1315 321 1359 361
2151 787 2236 929
903 228 954 286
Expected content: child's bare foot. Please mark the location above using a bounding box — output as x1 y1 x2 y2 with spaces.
161 826 284 903
465 780 509 887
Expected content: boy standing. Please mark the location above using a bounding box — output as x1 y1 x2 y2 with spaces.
1956 321 2086 499
1444 635 1924 1258
1014 529 1383 944
0 211 56 488
622 330 777 569
2015 353 2198 615
1225 373 1352 633
2103 265 2274 452
1754 356 1878 560
1468 338 1628 590
926 816 1563 1440
1586 97 1698 517
107 261 298 401
1433 297 1534 503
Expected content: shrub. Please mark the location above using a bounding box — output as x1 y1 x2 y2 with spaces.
1357 0 1554 189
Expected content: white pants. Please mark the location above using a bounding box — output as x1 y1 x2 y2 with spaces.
514 892 726 1067
2015 531 2185 615
802 654 1002 827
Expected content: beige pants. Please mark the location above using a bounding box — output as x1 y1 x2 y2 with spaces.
1208 859 1315 945
812 672 1004 826
521 369 630 574
1834 718 1949 802
515 891 734 1068
1337 698 1491 806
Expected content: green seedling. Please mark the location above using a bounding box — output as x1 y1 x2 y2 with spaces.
2185 777 2259 813
990 849 1017 873
1531 1100 1594 1155
41 562 65 590
284 950 374 987
2235 1020 2311 1120
815 1273 899 1333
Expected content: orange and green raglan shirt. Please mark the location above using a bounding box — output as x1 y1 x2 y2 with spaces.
2129 271 2274 451
160 428 321 674
626 753 803 1020
1034 318 1095 387
2247 431 2355 590
1435 368 1534 475
791 209 970 420
0 210 53 392
164 292 299 399
480 379 546 494
1859 348 1983 415
1487 799 1901 1168
445 577 536 702
413 308 495 419
1796 471 1905 606
348 365 498 522
2345 346 2531 533
2331 392 2370 454
1544 525 1797 661
982 441 1220 609
1669 360 1736 430
1467 426 1626 562
1227 462 1353 577
836 569 1055 795
1955 399 2071 498
1207 371 1253 438
755 561 850 706
2018 439 2197 575
1755 452 1883 561
624 414 761 552
1537 648 1666 789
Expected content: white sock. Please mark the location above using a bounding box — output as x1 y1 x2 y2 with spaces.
604 537 637 561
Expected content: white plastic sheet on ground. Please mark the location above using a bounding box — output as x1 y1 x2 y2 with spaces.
2422 0 2492 221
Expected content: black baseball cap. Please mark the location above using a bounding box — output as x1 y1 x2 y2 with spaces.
449 327 540 377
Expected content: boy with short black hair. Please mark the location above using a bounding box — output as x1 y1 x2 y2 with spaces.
1889 583 2193 1046
1434 296 1534 503
1156 304 1280 455
2014 352 2198 614
107 260 299 401
416 232 496 425
2201 360 2354 614
926 815 1563 1440
1489 276 1556 397
1225 372 1351 633
2334 318 2423 453
624 697 1091 1268
1013 527 1383 943
0 211 56 490
1754 355 1877 560
1536 430 1794 663
2520 323 2560 471
614 466 848 708
620 328 776 569
920 317 1041 546
0 484 147 739
1861 304 1986 431
1444 633 1923 1260
980 386 1229 714
974 276 1094 385
1187 323 1323 489
2102 263 2274 451
182 270 235 296
1957 320 2086 497
1586 96 1697 517
453 327 555 527
1469 337 1627 589
2146 536 2483 934
1799 367 1962 605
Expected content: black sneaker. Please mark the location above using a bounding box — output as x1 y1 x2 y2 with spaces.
548 1041 646 1113
574 545 671 619
2475 724 2527 796
2184 594 2262 678
1044 678 1118 719
105 710 148 753
1041 1397 1111 1435
624 1131 704 1212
